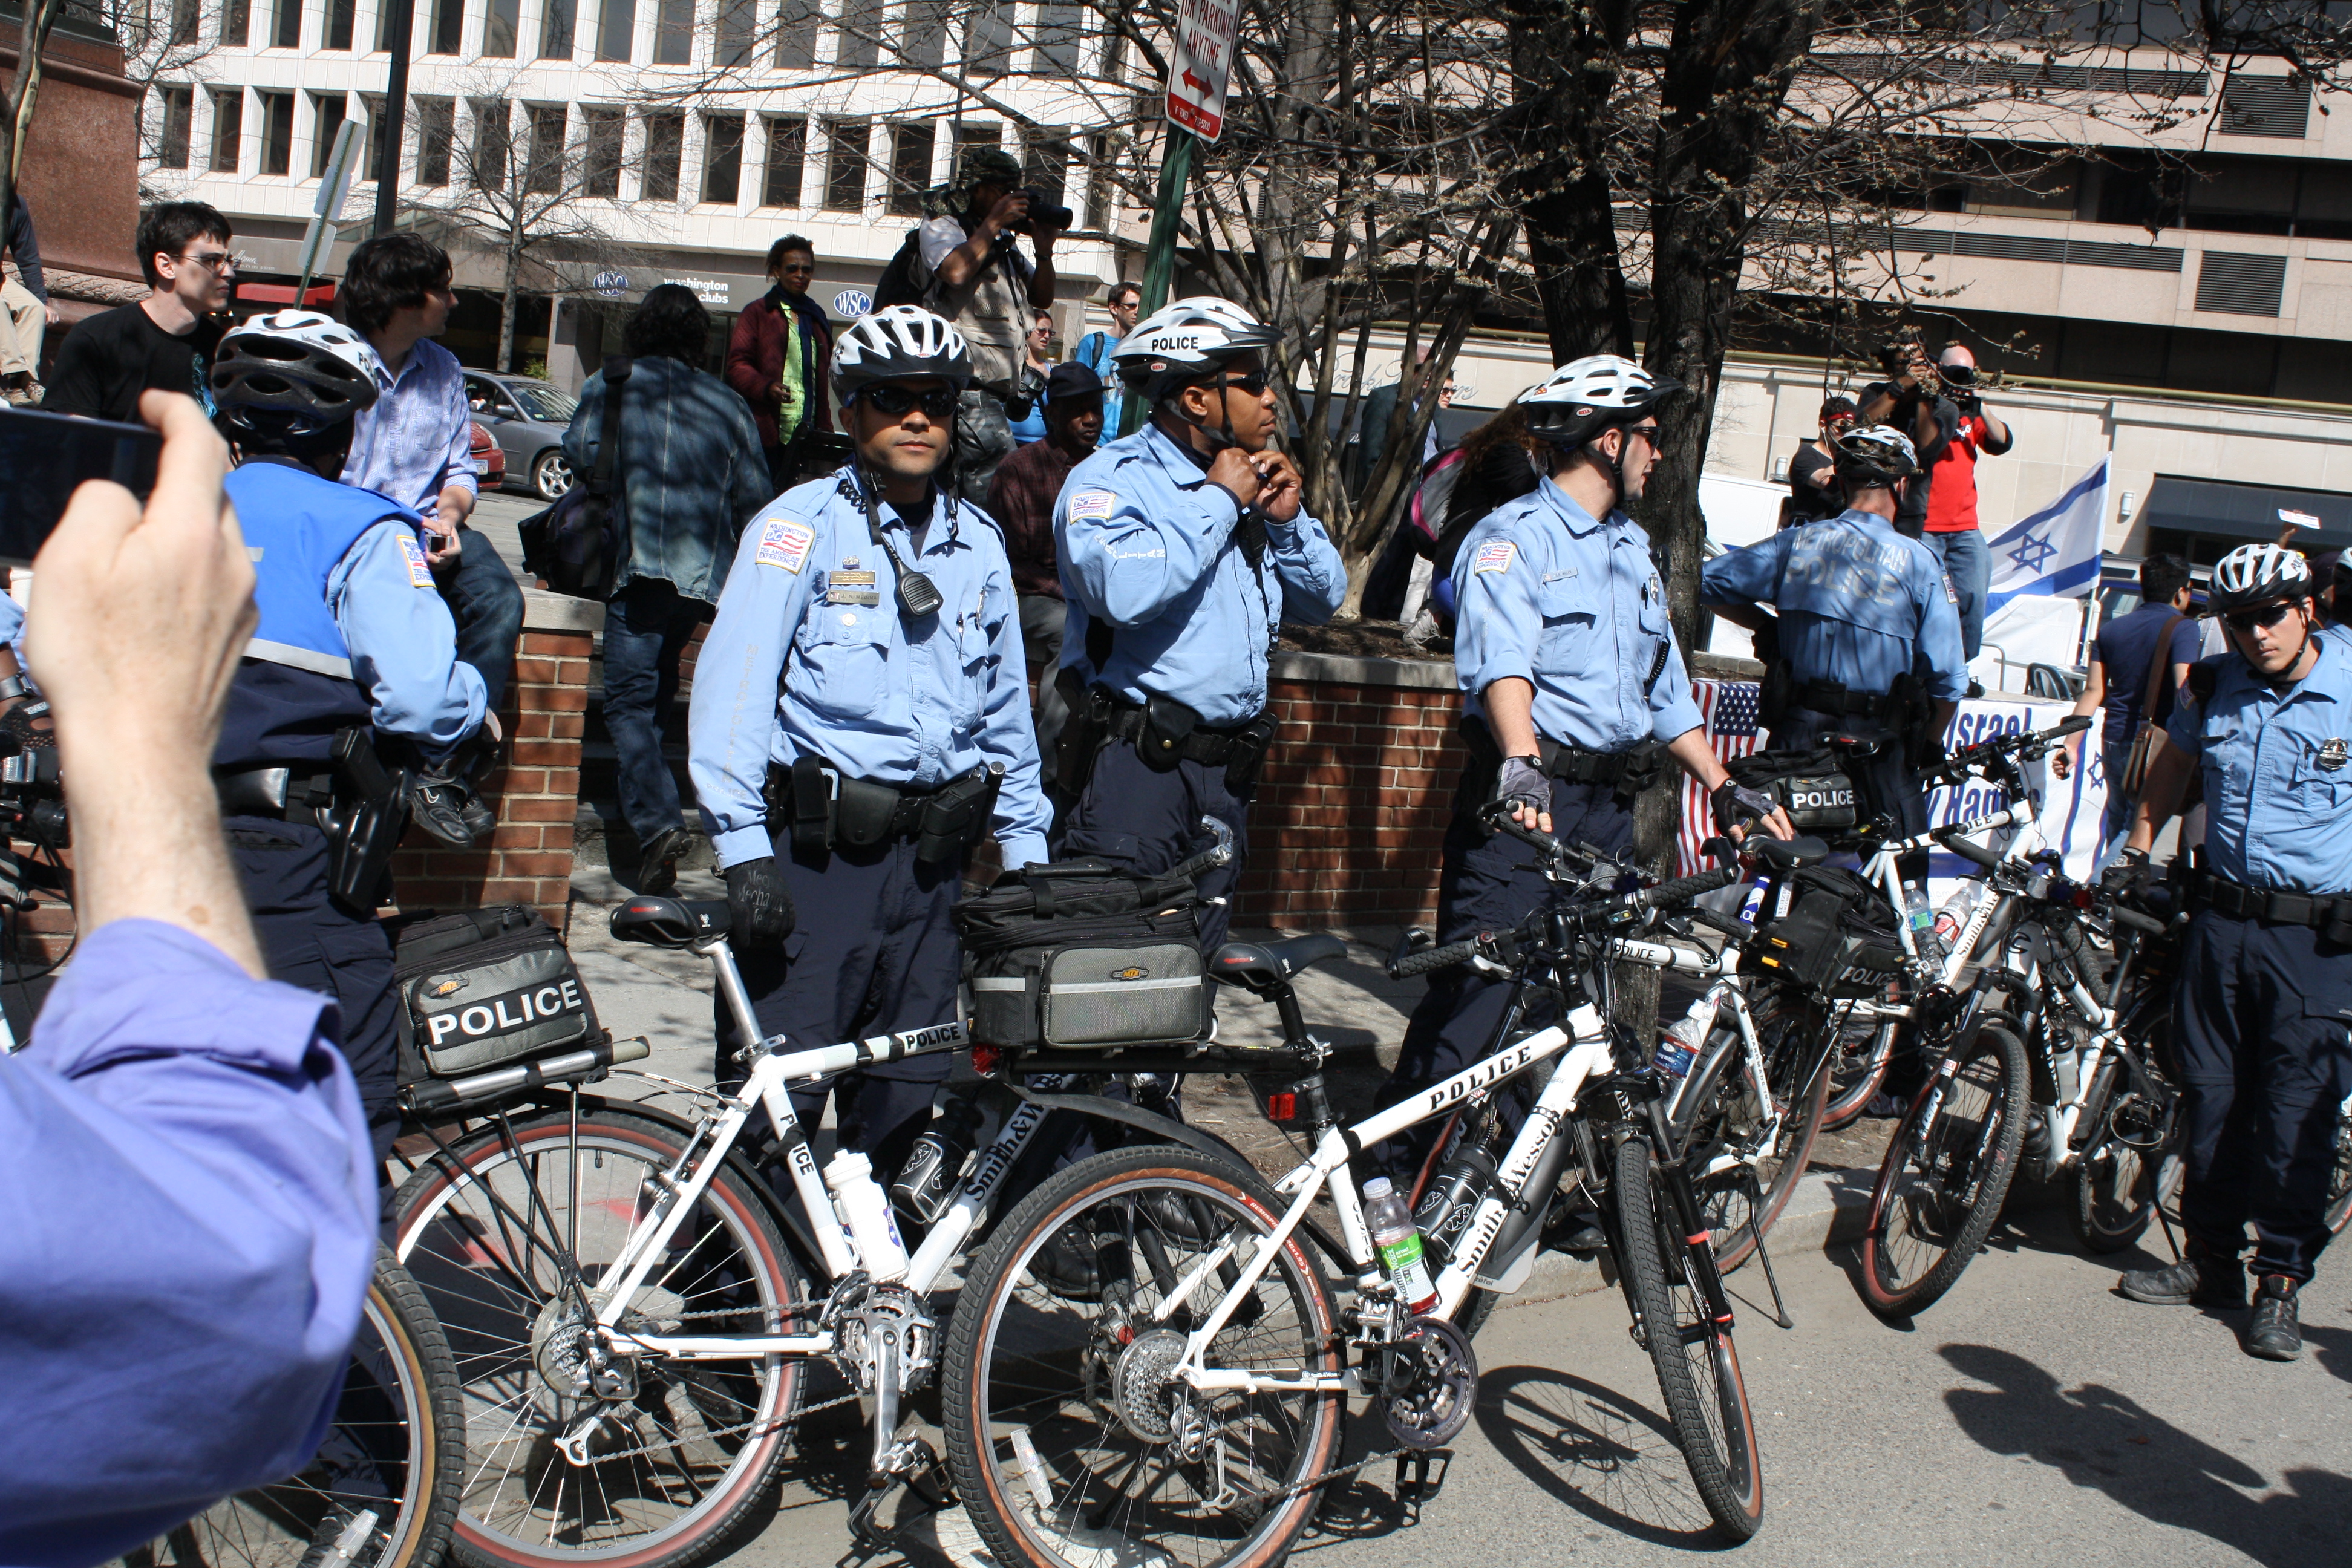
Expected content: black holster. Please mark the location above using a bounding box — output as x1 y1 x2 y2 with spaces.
1757 657 1792 731
1138 693 1199 773
785 754 835 857
1893 670 1938 774
917 762 1004 864
1053 665 1109 798
1222 712 1279 791
321 727 411 916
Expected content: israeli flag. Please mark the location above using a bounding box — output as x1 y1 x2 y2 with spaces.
1984 457 2108 615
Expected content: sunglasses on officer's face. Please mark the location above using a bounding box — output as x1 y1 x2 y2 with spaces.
2223 601 2301 636
1206 368 1273 398
862 384 961 420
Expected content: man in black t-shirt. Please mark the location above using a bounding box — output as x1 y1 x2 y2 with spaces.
45 203 234 424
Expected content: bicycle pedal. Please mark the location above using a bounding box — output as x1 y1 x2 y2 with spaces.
1393 1449 1449 1508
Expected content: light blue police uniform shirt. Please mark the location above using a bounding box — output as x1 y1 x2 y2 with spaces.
330 520 489 760
688 474 1052 871
2166 638 2352 892
1450 476 1705 751
1055 422 1345 725
1701 507 1970 701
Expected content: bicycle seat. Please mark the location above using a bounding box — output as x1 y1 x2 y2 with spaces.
1210 933 1348 991
1749 835 1829 871
609 895 731 947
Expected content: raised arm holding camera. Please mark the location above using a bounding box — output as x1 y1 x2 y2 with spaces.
1857 336 1956 541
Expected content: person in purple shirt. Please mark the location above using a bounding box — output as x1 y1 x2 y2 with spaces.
0 391 377 1565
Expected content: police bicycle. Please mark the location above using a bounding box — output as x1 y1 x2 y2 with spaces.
386 837 1238 1568
938 809 1776 1568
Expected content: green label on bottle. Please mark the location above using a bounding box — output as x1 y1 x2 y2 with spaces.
1378 1232 1426 1274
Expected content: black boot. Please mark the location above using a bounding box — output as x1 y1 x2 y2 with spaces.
2243 1275 2302 1361
2118 1241 2247 1308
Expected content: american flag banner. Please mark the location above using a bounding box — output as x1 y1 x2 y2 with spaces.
1676 679 1762 875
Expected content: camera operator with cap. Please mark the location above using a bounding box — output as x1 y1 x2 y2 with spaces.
1052 297 1345 956
916 146 1063 505
1857 336 1956 542
1372 356 1792 1177
2114 543 2352 1361
688 306 1050 1177
207 310 491 1161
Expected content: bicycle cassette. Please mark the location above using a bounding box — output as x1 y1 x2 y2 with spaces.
1379 1314 1478 1449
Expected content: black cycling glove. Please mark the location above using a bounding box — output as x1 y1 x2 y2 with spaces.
1711 780 1779 834
1492 756 1549 822
725 857 797 946
2099 848 2151 898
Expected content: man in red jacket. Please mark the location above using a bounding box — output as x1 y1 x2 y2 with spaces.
724 235 835 493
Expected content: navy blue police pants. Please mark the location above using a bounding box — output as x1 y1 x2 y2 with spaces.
716 831 960 1183
1057 737 1250 955
2174 910 2352 1284
228 815 403 1166
1374 773 1636 1178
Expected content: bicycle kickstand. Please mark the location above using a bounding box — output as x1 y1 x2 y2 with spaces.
1744 1169 1797 1330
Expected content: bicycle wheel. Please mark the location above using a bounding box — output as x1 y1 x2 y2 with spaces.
1819 1006 1900 1131
942 1145 1343 1568
1672 987 1832 1272
116 1247 463 1568
1860 1021 2029 1316
2327 1097 2352 1236
392 1105 806 1568
2068 1067 2179 1254
1612 1137 1765 1541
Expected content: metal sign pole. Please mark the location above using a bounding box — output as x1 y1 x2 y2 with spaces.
373 0 417 238
1117 126 1196 438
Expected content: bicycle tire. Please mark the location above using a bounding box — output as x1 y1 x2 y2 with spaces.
1612 1137 1765 1541
1672 988 1832 1272
2068 1071 2178 1255
392 1105 806 1568
1819 1012 1900 1131
1860 1021 2030 1317
113 1246 463 1568
2327 1102 2352 1236
942 1144 1343 1568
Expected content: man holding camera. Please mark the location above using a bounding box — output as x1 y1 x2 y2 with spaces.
1857 338 1956 543
918 146 1063 505
1913 344 2012 659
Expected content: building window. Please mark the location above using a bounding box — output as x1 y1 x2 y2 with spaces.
374 0 400 50
598 0 635 62
170 0 201 47
312 94 349 178
155 87 193 169
325 0 354 49
1083 131 1116 229
256 90 294 174
901 0 946 69
701 113 745 204
655 0 693 63
1023 128 1069 196
470 99 512 190
415 97 454 185
762 117 805 207
955 121 1000 175
584 107 623 195
360 94 386 181
887 120 933 215
836 0 881 69
1034 1 1079 76
210 90 244 172
824 120 869 212
524 103 566 193
485 0 521 55
775 0 818 67
642 111 684 201
540 0 576 57
430 0 465 54
964 2 1011 77
272 0 302 48
716 0 754 65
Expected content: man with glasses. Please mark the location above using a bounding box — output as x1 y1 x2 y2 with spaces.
689 305 1049 1177
725 235 834 494
1054 296 1345 956
1373 354 1790 1177
45 201 234 423
2115 543 2352 1362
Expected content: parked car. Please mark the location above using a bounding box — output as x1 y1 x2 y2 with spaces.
468 419 506 489
462 371 579 501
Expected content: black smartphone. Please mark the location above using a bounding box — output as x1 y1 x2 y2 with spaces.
0 408 164 566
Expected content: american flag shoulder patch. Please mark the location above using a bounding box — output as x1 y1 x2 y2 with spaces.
1473 539 1517 575
1068 489 1118 523
756 519 816 573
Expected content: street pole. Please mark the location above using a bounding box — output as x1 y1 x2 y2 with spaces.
372 0 416 238
1118 126 1196 437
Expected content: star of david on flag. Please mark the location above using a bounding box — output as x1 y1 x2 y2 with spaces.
1984 457 2108 616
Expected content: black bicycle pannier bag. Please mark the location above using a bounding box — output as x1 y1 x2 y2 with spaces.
1749 865 1907 999
391 904 603 1082
956 861 1209 1049
1730 746 1858 832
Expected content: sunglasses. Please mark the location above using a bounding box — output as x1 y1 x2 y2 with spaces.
1622 423 1664 448
861 384 960 420
2223 601 2300 635
1207 368 1272 397
177 250 238 272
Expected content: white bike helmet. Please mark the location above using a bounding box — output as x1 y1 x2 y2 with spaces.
2210 541 2314 614
1514 354 1682 449
211 309 381 433
1111 296 1280 406
1832 424 1919 489
831 305 973 401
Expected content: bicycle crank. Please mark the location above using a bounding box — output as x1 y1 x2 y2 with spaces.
1378 1314 1478 1449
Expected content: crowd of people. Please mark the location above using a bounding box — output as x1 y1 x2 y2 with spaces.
2 170 2348 1558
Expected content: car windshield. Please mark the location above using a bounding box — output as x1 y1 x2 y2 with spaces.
503 381 578 423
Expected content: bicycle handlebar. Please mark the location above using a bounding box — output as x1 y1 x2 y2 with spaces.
1931 824 2006 870
1383 865 1742 981
1390 936 1484 978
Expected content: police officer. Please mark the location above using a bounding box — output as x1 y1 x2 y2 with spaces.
1376 356 1789 1172
1702 423 1970 841
1053 296 1345 953
2115 543 2352 1361
208 310 489 1158
688 306 1050 1175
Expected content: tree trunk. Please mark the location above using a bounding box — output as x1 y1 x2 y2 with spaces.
0 0 66 239
497 215 523 373
1504 0 1636 364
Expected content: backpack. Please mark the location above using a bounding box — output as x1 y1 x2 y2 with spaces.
518 357 630 598
870 227 930 311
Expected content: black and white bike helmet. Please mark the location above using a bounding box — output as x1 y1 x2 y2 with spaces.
831 305 973 402
2210 541 2314 614
1832 423 1919 489
210 309 380 434
1111 296 1280 407
1514 355 1682 450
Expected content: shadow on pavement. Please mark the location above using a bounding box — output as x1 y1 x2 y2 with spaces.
1472 1364 1731 1552
1940 1342 2352 1568
2305 1321 2352 1387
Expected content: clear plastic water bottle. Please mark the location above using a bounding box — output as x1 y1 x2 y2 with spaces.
1362 1177 1439 1313
1932 881 1981 952
1653 994 1714 1082
1902 879 1945 961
